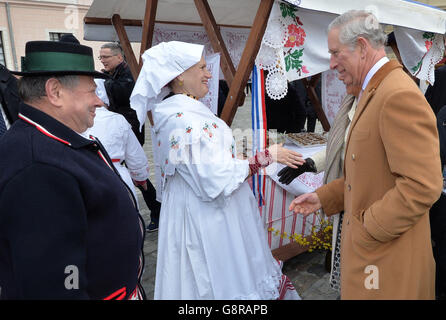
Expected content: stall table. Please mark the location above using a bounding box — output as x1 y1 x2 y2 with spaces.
257 143 326 261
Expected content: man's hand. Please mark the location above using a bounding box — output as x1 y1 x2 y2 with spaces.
289 192 322 216
277 158 317 185
133 180 147 191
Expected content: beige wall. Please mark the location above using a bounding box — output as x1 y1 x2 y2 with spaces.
421 0 446 9
0 0 112 72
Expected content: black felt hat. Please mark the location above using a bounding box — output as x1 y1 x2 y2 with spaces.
12 40 108 79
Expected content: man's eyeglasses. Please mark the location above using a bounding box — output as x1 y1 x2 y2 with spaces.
98 55 115 60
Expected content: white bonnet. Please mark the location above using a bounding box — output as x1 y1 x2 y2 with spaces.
94 78 109 106
130 41 204 130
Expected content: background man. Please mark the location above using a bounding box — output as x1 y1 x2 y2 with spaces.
0 40 145 299
0 64 20 137
99 42 143 144
289 10 443 299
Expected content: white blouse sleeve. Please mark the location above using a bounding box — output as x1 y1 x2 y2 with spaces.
175 135 249 201
123 124 150 182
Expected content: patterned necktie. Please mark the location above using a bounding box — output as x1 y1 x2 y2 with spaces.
0 108 7 137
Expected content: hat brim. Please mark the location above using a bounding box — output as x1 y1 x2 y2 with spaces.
11 70 109 79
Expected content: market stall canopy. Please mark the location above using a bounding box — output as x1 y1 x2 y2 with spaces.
84 0 260 42
84 0 446 41
84 0 446 129
257 0 446 106
287 0 446 34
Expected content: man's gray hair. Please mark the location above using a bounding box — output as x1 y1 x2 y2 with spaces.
328 10 387 50
18 75 80 102
101 42 124 58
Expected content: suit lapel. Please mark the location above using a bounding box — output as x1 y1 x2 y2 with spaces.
345 60 402 150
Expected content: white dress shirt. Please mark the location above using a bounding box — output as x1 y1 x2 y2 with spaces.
1 102 11 130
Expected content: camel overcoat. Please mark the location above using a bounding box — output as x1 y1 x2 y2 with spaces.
316 60 443 300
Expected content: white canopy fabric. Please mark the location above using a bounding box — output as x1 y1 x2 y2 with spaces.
85 0 446 41
256 0 446 101
286 0 446 34
85 0 260 29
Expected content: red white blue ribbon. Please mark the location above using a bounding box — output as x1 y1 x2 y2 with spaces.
251 65 268 213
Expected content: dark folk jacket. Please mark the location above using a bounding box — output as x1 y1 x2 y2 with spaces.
0 103 145 299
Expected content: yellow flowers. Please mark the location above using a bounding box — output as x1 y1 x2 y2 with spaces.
268 211 333 252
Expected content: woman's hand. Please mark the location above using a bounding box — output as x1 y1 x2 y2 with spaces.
267 143 305 168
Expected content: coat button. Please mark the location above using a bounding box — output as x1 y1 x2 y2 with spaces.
352 154 356 160
348 184 352 191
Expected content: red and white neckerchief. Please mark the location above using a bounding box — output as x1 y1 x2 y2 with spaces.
19 113 115 171
88 135 114 171
19 113 71 146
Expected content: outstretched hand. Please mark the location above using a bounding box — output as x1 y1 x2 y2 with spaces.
267 143 305 168
289 192 322 217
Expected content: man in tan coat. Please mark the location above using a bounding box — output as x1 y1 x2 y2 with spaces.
289 10 443 299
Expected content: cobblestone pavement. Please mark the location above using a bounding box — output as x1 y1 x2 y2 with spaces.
137 93 339 300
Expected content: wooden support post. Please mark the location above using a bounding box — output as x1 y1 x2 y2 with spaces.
220 0 274 126
112 14 139 81
193 0 235 84
302 75 331 132
139 0 158 67
193 0 245 106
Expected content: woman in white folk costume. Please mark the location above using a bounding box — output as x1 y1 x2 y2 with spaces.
84 79 151 207
131 41 304 299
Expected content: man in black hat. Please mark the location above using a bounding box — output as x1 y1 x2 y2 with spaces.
0 40 145 300
0 64 21 137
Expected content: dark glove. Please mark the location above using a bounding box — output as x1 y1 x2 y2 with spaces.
277 158 317 185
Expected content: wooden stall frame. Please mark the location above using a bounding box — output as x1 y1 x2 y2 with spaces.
85 0 331 261
84 0 330 129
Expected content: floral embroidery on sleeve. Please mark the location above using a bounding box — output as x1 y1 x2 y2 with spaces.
203 123 213 138
170 136 180 149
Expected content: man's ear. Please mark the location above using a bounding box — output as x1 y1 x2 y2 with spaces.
45 78 64 107
357 37 369 57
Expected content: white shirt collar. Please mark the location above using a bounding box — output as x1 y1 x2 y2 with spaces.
362 56 390 91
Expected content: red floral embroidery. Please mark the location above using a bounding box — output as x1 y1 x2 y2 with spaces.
425 40 433 51
285 24 306 48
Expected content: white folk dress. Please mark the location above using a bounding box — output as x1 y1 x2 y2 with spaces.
153 94 300 300
84 107 150 206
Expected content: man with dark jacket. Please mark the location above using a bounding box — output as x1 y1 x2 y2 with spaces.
431 105 446 299
0 40 145 299
99 43 144 145
0 64 21 137
425 65 446 115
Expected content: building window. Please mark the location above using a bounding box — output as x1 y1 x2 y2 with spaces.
49 32 71 42
0 31 6 66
